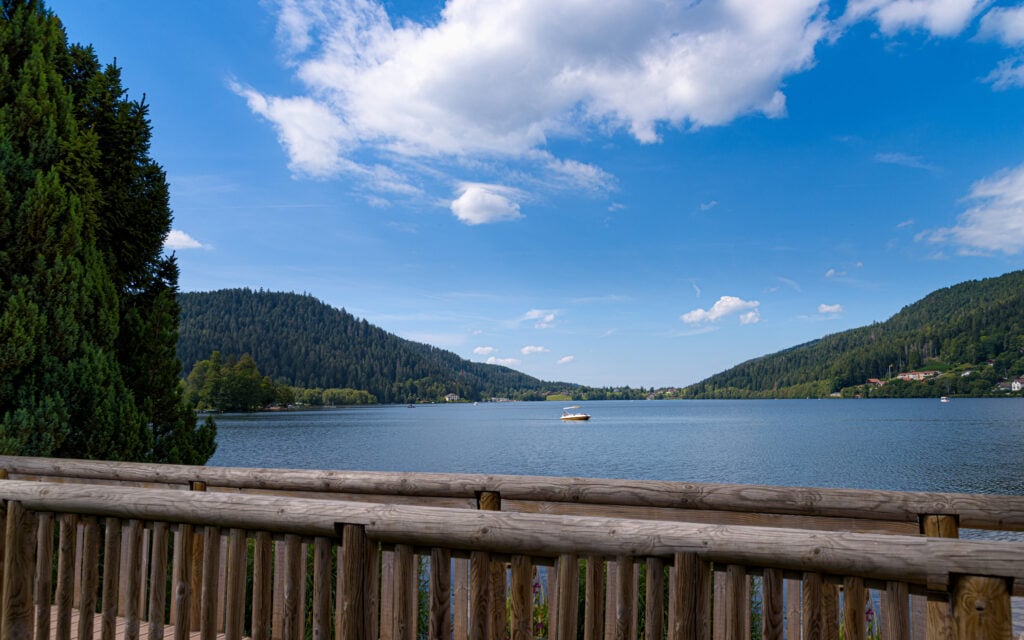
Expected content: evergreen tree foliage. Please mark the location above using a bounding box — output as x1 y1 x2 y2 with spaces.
0 0 214 462
680 270 1024 399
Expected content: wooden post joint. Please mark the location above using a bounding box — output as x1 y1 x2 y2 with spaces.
918 514 959 536
476 490 501 511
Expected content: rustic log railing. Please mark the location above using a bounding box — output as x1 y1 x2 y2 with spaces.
4 455 1024 536
1 471 1022 639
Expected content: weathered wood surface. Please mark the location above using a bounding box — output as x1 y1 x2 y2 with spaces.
2 480 1022 596
4 455 1024 531
46 605 249 639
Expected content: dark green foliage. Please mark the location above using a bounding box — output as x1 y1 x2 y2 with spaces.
682 270 1024 399
0 0 214 463
178 289 585 403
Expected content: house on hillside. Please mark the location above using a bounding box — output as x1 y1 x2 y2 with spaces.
866 378 885 387
444 393 460 402
1012 377 1024 392
896 370 940 381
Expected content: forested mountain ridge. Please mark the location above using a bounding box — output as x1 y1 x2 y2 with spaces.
680 270 1024 398
177 289 573 403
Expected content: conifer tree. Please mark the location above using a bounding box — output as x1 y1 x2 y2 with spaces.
0 0 215 463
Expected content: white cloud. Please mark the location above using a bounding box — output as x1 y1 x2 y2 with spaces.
700 200 719 212
927 163 1024 254
557 355 575 365
978 6 1024 90
681 295 760 324
473 346 496 356
843 0 988 36
983 58 1024 90
521 345 550 355
979 5 1024 47
248 0 829 170
825 268 847 278
450 183 523 225
522 309 558 328
897 219 915 228
874 152 937 171
818 303 844 314
486 356 522 367
164 230 208 250
230 81 351 178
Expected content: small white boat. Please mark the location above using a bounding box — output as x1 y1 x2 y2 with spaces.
940 396 950 403
560 405 591 421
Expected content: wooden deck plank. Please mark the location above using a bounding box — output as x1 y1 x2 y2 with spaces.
46 605 249 639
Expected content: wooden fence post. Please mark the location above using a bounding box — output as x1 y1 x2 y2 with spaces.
1 500 35 640
336 524 367 640
478 491 505 640
951 575 1011 639
921 515 958 640
188 480 206 632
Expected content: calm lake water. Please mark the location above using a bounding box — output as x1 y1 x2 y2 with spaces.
207 398 1024 496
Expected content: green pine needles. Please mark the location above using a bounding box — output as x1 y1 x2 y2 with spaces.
0 0 215 463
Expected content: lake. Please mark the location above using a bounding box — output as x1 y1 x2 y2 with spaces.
207 398 1024 496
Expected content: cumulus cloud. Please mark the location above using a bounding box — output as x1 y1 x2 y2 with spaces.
843 0 987 36
522 309 557 328
825 268 847 278
230 81 351 177
164 230 208 250
451 183 523 225
473 346 496 356
979 5 1024 47
486 356 522 367
818 303 844 314
926 164 1024 255
521 345 550 355
557 355 575 365
681 296 761 324
243 0 829 178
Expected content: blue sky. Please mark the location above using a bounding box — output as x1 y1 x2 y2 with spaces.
49 0 1024 388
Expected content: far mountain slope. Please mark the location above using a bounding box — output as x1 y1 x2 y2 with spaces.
680 270 1024 398
177 289 572 403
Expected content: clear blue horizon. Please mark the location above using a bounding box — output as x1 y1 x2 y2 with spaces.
49 0 1024 388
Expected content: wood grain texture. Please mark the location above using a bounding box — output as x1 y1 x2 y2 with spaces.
311 536 331 640
584 556 605 640
34 511 54 640
102 518 123 640
614 557 634 640
56 513 78 640
4 480 1021 593
842 576 866 640
200 526 222 640
556 554 579 640
645 557 664 640
431 547 453 640
251 531 272 640
1 501 34 640
148 521 169 640
761 568 783 640
5 454 1023 531
952 575 1012 640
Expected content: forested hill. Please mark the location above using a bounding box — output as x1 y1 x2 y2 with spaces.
680 270 1024 398
177 289 567 403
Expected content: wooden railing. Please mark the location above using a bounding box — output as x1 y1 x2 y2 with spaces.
1 457 1023 639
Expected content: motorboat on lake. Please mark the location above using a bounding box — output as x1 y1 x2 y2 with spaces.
560 405 591 421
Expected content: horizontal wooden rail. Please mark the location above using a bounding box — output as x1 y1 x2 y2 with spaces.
3 455 1024 531
1 480 1022 593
